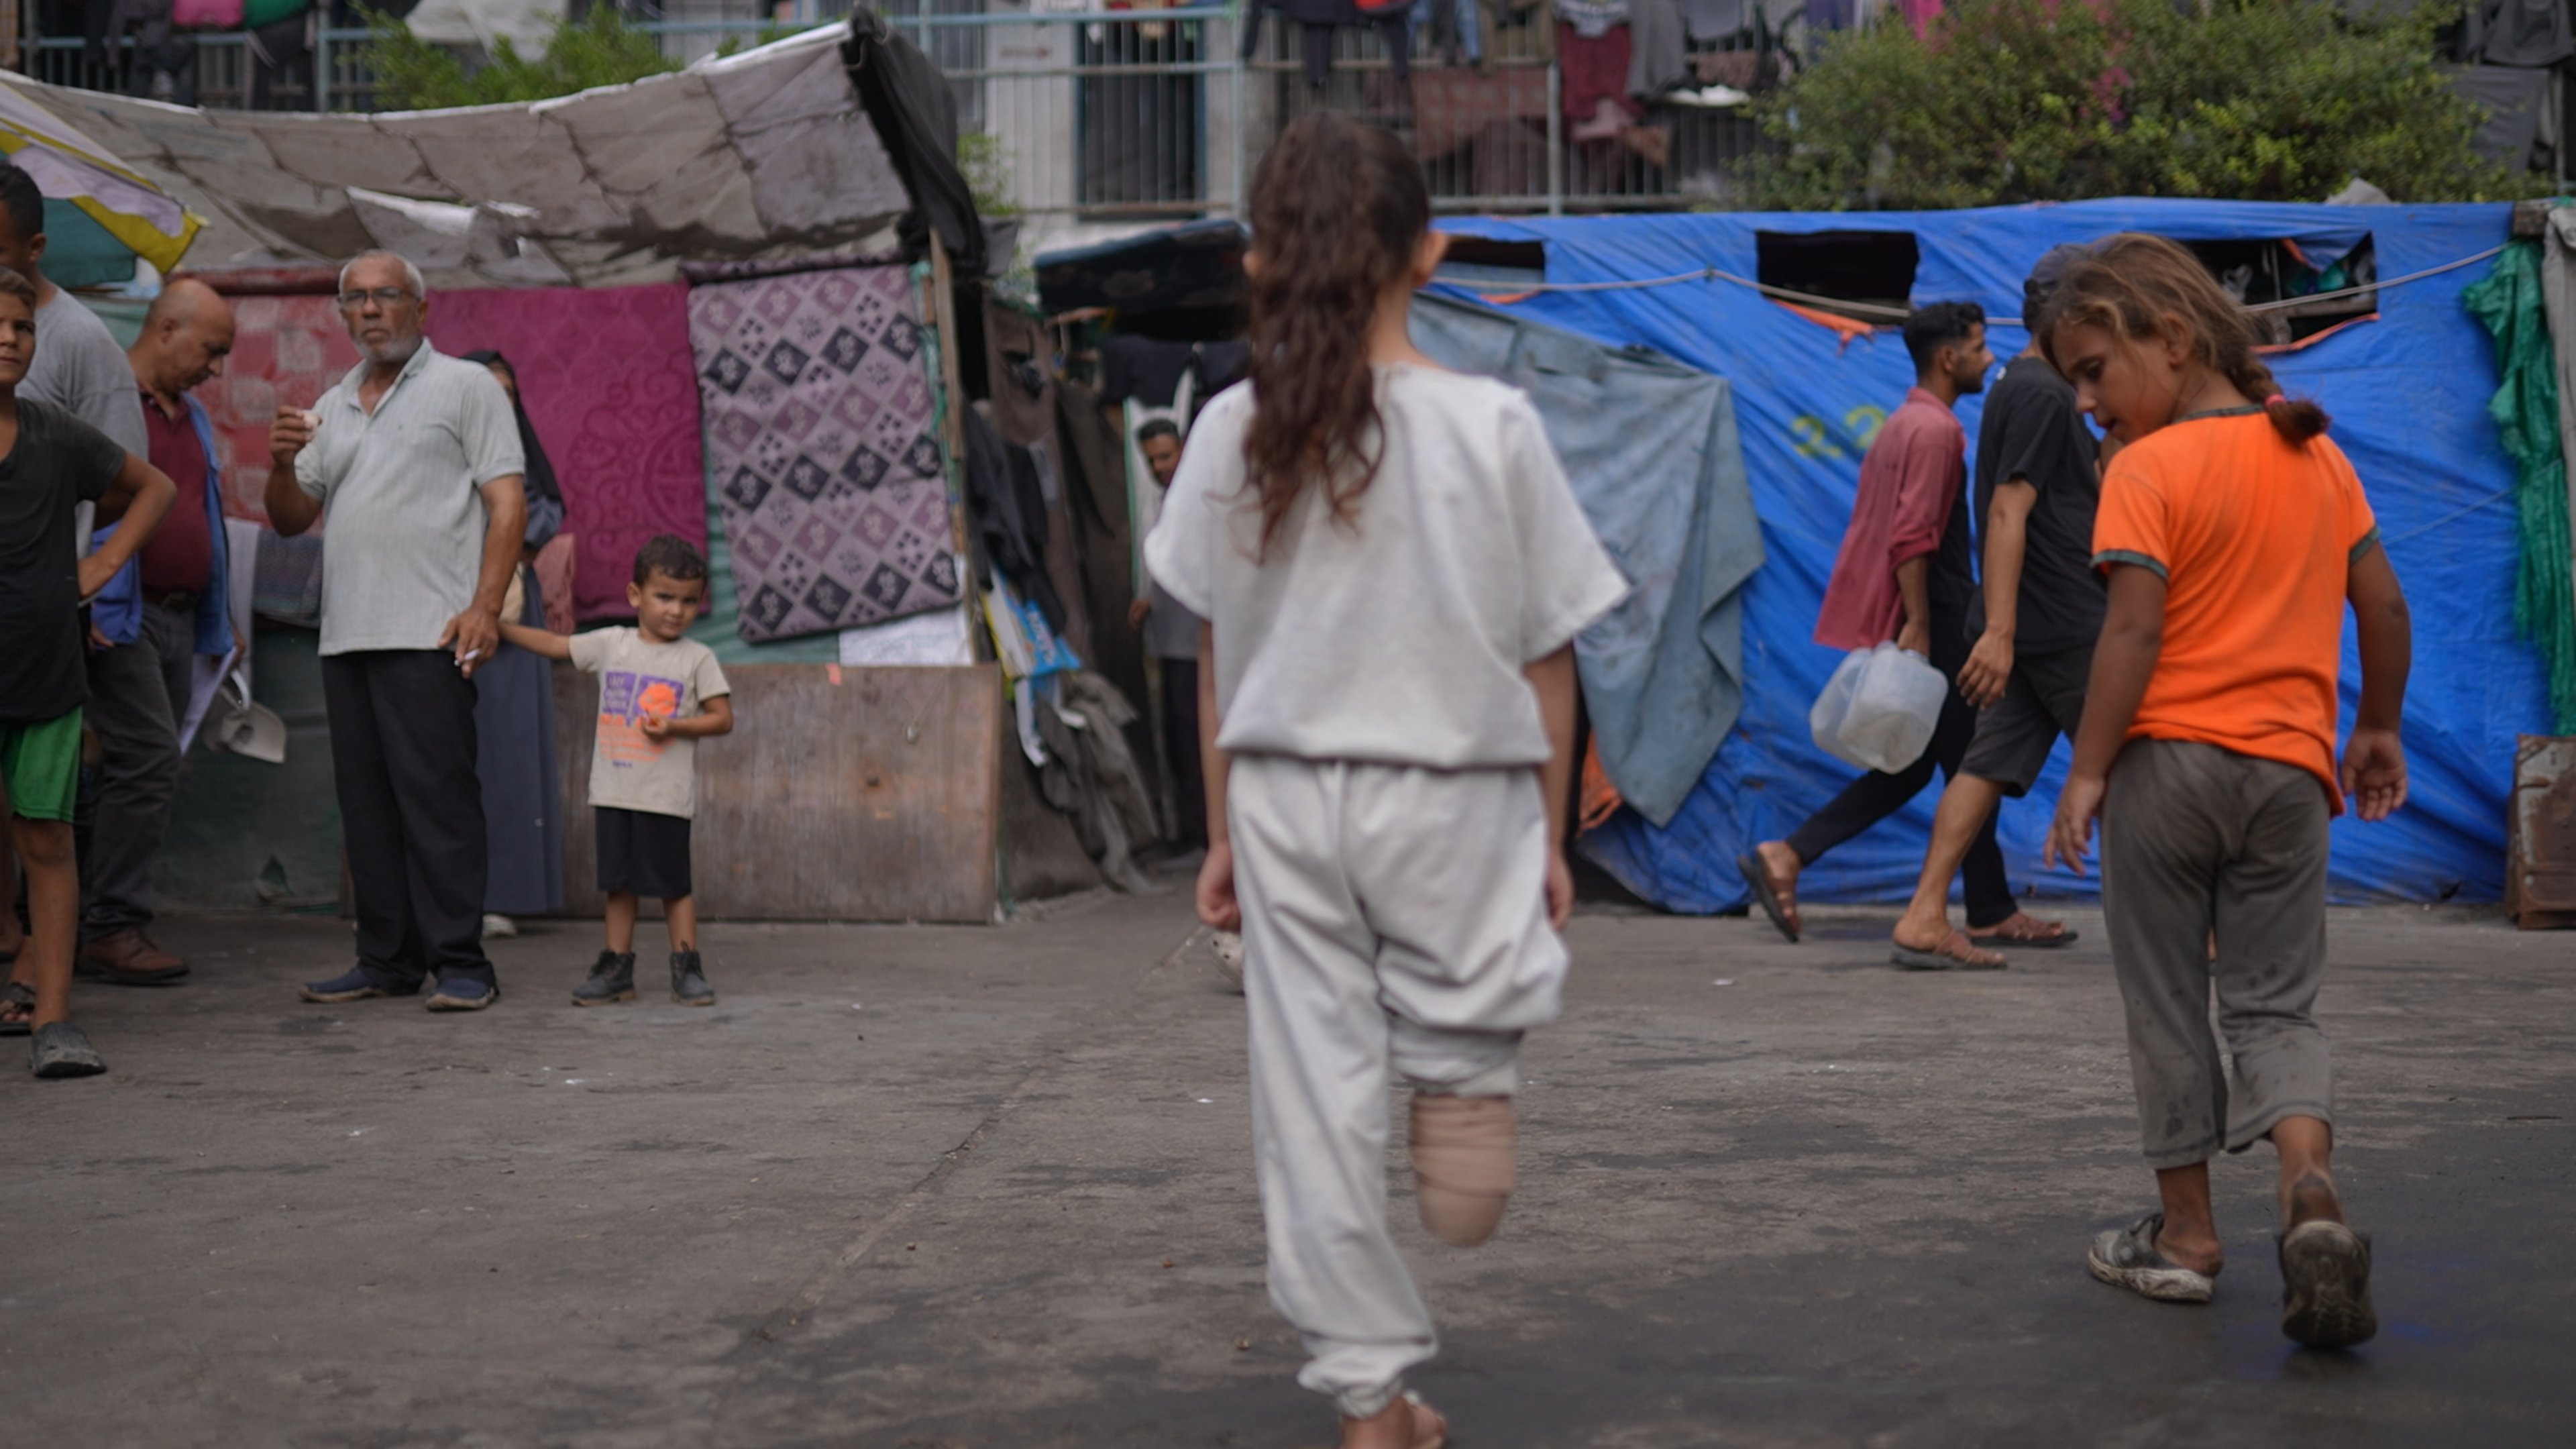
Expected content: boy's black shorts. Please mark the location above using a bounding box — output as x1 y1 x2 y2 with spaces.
596 806 692 899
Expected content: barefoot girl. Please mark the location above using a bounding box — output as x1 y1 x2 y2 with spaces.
1145 113 1625 1446
2039 234 2411 1349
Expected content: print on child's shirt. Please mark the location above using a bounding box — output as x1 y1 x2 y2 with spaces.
598 669 685 769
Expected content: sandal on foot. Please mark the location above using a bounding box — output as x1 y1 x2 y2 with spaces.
1339 1391 1447 1449
2088 1212 2216 1303
30 1020 108 1078
1968 912 2078 949
0 981 32 1037
1736 851 1801 943
1411 1093 1515 1247
1890 930 2006 971
2278 1219 2377 1348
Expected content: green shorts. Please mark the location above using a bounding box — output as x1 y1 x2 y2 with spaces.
0 709 83 823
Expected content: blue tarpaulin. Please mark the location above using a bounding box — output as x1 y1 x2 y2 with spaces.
1426 199 2540 912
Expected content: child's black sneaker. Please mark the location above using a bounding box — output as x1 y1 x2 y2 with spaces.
2278 1219 2377 1349
670 950 715 1006
572 950 636 1006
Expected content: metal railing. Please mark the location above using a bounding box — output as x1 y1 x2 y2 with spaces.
27 7 1766 219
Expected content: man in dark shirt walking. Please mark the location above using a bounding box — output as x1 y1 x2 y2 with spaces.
1890 247 2104 963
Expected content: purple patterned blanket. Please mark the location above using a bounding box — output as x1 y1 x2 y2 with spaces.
688 265 964 643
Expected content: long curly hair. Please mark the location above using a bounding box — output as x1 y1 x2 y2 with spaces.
2039 233 2330 445
1240 114 1431 555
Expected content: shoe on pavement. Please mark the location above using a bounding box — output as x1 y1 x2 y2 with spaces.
300 966 411 1004
572 950 636 1006
425 978 499 1012
2278 1219 2378 1349
670 950 715 1006
482 913 519 939
1 981 32 1037
78 928 189 985
2088 1212 2216 1303
30 1021 107 1078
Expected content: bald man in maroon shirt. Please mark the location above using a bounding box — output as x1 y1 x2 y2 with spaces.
77 278 236 985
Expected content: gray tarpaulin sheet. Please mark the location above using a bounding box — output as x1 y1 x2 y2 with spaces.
0 21 910 288
1410 292 1766 827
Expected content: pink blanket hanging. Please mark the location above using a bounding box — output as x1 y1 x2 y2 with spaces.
427 284 708 621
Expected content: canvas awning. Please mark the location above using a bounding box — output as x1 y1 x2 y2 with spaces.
0 21 913 289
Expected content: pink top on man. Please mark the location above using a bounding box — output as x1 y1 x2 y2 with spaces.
1813 384 1970 651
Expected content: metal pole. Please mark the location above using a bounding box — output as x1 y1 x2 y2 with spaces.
1229 6 1246 218
1546 60 1562 217
315 26 331 112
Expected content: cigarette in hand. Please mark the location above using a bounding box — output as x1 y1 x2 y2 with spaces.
458 649 484 665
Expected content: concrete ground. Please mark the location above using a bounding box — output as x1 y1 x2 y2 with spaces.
10 885 2574 1448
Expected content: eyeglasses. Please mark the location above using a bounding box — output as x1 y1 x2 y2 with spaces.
336 288 416 311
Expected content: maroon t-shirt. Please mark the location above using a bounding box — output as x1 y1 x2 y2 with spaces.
137 390 211 594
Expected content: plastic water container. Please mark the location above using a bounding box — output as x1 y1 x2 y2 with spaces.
1809 642 1947 774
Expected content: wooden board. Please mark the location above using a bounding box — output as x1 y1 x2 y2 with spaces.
553 662 1001 922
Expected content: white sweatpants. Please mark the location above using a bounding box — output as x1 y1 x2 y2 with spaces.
1229 755 1568 1418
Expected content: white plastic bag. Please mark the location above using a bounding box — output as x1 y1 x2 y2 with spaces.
1809 642 1947 774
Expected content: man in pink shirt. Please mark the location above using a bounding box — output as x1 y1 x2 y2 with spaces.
1740 302 2064 963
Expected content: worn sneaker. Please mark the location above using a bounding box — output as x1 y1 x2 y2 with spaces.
572 950 637 1006
30 1021 107 1078
2088 1213 2216 1303
2278 1220 2377 1349
670 950 715 1006
425 978 499 1012
299 966 409 1004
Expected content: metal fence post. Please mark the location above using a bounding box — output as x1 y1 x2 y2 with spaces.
1229 13 1246 219
1545 61 1562 217
316 27 331 112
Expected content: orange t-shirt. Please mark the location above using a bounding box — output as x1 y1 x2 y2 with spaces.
2091 411 2379 812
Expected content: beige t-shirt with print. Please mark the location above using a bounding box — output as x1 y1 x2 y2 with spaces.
568 627 732 819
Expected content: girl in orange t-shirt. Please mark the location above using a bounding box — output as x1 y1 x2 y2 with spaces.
2037 234 2412 1351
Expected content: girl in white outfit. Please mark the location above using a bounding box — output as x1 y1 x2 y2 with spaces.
1144 113 1625 1449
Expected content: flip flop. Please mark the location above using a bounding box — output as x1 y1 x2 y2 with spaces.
1890 931 2006 971
0 981 32 1037
1736 852 1801 943
1968 912 2079 949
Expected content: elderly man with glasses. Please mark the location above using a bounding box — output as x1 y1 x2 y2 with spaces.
264 250 528 1013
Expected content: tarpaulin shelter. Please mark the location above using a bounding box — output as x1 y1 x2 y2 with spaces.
0 24 912 290
1424 199 2547 912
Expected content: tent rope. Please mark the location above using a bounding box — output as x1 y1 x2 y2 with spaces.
1431 241 2512 325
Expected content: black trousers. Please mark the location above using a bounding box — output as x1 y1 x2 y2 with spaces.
1159 657 1207 850
1786 608 2017 927
78 602 195 937
322 650 494 991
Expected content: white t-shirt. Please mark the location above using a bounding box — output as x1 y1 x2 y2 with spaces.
567 627 733 819
1144 365 1625 769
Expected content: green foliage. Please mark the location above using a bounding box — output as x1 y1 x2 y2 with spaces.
1747 0 2534 209
957 131 1018 219
356 5 680 111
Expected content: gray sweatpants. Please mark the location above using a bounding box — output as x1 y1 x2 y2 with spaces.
2100 739 2334 1170
1229 755 1566 1419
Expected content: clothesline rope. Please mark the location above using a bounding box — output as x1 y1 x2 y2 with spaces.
1430 241 2513 325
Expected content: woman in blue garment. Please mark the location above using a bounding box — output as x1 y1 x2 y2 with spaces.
463 350 568 936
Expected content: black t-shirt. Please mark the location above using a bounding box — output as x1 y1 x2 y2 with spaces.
1966 356 2106 653
1929 472 1976 622
0 399 130 722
